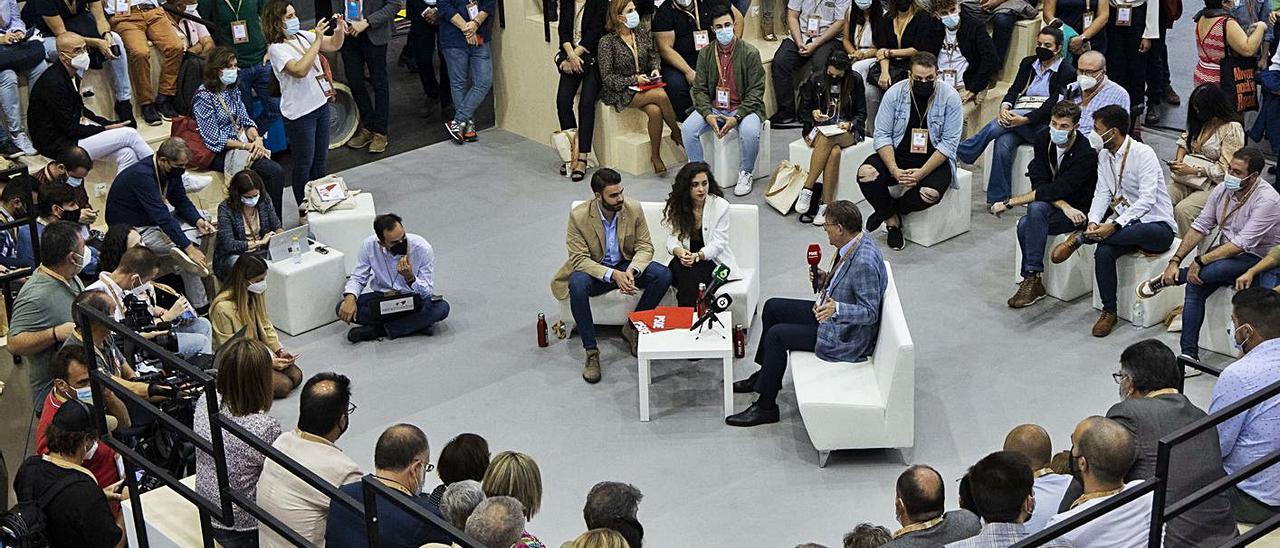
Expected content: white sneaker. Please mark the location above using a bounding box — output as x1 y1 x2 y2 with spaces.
12 132 35 156
183 172 214 193
795 188 813 215
812 203 827 226
734 171 753 196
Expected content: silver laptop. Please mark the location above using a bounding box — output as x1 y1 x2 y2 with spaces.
268 225 311 262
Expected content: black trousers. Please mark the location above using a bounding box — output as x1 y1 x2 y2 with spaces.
858 153 952 220
667 257 715 307
1106 15 1148 112
556 67 601 153
341 33 391 134
770 38 838 117
409 22 449 111
749 298 818 406
1144 23 1169 105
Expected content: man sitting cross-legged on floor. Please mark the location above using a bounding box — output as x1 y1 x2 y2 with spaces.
336 213 451 343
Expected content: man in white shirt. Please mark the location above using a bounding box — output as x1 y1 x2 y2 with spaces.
258 372 363 547
1002 423 1072 533
1047 416 1159 548
1051 104 1176 337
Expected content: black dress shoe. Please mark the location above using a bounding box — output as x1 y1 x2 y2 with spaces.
732 377 757 394
347 325 385 343
726 402 780 427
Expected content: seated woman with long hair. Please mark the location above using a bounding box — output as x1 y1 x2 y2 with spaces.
214 170 282 279
209 255 302 398
661 162 739 307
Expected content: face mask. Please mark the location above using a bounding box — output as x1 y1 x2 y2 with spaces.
940 13 960 29
1077 74 1098 91
623 11 640 29
912 79 934 98
242 195 260 208
220 68 239 86
68 52 91 76
715 27 734 46
66 176 84 188
389 240 409 256
855 0 872 9
185 3 199 13
1035 46 1055 61
895 0 912 12
674 0 692 7
1087 131 1104 151
129 281 152 298
285 18 301 36
76 386 94 404
59 208 81 223
1228 323 1252 353
247 280 268 294
1049 127 1071 145
72 250 90 274
1222 174 1246 191
84 440 99 461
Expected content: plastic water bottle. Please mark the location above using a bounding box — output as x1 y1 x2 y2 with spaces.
346 0 361 20
291 235 303 264
1131 301 1145 328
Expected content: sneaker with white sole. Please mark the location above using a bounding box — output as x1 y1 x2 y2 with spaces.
795 188 813 215
12 132 35 156
812 203 827 225
171 248 209 277
734 171 752 196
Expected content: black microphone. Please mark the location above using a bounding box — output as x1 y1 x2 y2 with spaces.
697 264 732 308
690 294 733 332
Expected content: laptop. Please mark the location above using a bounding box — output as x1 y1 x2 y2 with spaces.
268 225 311 262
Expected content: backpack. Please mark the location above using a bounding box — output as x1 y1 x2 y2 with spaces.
0 472 81 548
169 115 216 169
173 52 206 117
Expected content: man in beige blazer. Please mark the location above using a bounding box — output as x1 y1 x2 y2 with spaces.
551 169 673 383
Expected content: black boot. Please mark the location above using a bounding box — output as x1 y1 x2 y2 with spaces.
114 100 137 127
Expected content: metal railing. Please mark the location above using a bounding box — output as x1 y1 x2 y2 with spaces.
0 212 40 321
1012 478 1162 547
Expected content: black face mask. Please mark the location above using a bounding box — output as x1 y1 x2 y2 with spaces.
912 79 934 100
389 240 409 256
1068 449 1082 483
1035 46 1055 61
895 0 912 12
59 208 81 223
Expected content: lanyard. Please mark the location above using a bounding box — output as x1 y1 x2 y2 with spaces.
893 516 943 538
287 32 322 72
1071 486 1124 509
1218 180 1258 229
222 0 244 17
911 91 934 129
216 93 243 134
681 0 701 28
715 43 733 82
1146 388 1179 398
1110 139 1131 196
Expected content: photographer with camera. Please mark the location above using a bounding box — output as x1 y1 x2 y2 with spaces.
63 290 170 403
86 246 214 359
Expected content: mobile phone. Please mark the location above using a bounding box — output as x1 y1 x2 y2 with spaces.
110 43 122 57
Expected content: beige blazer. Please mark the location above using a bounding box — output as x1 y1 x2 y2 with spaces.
550 198 654 301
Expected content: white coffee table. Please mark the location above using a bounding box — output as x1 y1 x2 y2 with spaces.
636 312 733 422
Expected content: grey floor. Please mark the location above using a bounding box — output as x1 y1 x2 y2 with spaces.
263 117 1230 547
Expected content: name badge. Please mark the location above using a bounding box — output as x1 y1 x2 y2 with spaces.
114 0 129 14
715 85 730 109
806 15 821 36
231 20 249 44
910 128 928 154
317 74 335 99
693 29 709 50
1082 9 1094 27
1116 6 1131 26
467 1 479 19
940 70 957 89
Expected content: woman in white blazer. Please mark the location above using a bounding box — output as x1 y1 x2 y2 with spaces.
662 162 740 307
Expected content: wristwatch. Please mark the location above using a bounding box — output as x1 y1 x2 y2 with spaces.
1194 255 1206 267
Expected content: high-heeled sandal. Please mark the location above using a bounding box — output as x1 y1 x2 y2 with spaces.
571 155 588 182
559 161 571 177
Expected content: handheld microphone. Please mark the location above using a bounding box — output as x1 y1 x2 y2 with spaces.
807 244 822 293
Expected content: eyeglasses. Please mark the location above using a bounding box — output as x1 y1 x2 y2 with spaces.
1111 372 1127 384
347 402 358 415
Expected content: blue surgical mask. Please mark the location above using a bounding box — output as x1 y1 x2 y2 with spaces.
941 13 960 29
715 27 734 46
854 0 872 9
284 18 301 36
623 11 640 29
242 195 260 208
220 68 238 86
76 386 94 404
1222 174 1244 191
1049 127 1071 145
66 176 84 188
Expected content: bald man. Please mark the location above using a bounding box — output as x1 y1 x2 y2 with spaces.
1047 416 1157 548
1028 51 1129 151
1003 424 1072 533
883 465 979 547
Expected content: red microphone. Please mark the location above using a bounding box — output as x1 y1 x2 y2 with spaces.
807 244 822 293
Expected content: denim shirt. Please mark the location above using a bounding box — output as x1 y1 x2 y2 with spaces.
598 202 621 280
873 80 964 188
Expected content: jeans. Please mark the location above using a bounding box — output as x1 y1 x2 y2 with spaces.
556 67 601 153
567 260 672 350
1016 201 1081 277
79 127 152 174
282 104 330 209
237 61 280 132
43 34 131 102
337 293 451 339
955 111 1039 203
341 34 390 134
175 316 213 358
661 63 693 117
442 44 493 124
0 61 47 142
138 226 209 308
750 297 818 406
770 38 838 117
1086 221 1175 312
1176 254 1260 358
990 11 1018 62
681 110 762 173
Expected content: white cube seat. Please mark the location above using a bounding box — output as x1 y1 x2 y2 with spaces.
787 137 875 204
1012 231 1094 301
266 245 347 335
699 121 771 187
980 143 1034 198
308 192 376 274
1091 240 1185 328
790 263 913 467
892 169 973 247
1201 288 1241 358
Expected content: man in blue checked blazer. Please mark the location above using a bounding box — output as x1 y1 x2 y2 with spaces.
727 200 888 427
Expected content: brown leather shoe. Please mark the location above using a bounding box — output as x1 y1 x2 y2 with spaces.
582 349 601 383
620 322 639 357
1164 85 1181 106
347 127 373 149
368 132 388 154
1008 275 1046 308
1092 311 1118 337
1051 232 1084 264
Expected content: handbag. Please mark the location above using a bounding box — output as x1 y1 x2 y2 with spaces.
303 175 359 213
552 128 577 163
1170 154 1215 190
1220 52 1260 113
169 116 215 169
764 161 808 215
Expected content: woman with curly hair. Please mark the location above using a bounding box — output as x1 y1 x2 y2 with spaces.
661 162 739 307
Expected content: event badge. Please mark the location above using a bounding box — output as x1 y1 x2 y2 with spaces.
806 15 821 36
940 70 956 89
1116 6 1131 26
467 0 479 19
114 0 129 15
1082 10 1093 27
317 74 335 99
693 29 709 50
910 128 928 153
715 86 730 109
231 20 249 44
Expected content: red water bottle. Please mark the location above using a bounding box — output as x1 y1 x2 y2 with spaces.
734 324 745 358
536 313 548 347
696 283 707 316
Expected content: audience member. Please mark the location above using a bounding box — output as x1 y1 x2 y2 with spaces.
257 372 363 547
597 0 684 175
263 0 346 212
1167 84 1244 235
192 47 289 218
1051 104 1175 337
6 221 88 400
661 162 737 306
29 183 99 277
843 523 892 548
929 0 997 132
882 465 979 546
104 138 214 309
0 175 34 270
552 169 672 381
839 0 882 82
86 245 213 358
406 0 450 117
35 346 126 489
597 516 643 548
795 51 866 224
728 201 886 427
23 0 135 125
583 481 643 531
1193 0 1267 90
194 338 284 548
27 33 150 168
33 147 95 216
999 101 1098 309
567 529 628 548
62 289 153 402
13 401 126 548
465 496 528 548
957 0 1034 63
1101 0 1156 122
210 254 303 397
482 451 545 547
0 0 46 157
1002 424 1071 533
336 212 451 342
1048 416 1154 547
428 433 491 506
1020 51 1128 152
858 52 963 251
651 0 717 116
947 451 1072 547
1210 288 1280 523
440 0 495 145
1041 0 1108 58
107 0 184 124
197 0 280 129
442 479 487 529
326 424 453 547
766 0 850 125
554 0 608 181
343 0 400 151
863 0 935 119
957 27 1075 205
1140 147 1280 359
214 170 283 278
96 223 142 273
168 0 214 57
681 3 765 195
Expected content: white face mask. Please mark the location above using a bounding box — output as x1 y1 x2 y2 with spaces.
1087 131 1104 151
68 52 91 76
1077 74 1098 91
247 280 268 294
185 3 199 13
72 249 90 274
1228 322 1252 353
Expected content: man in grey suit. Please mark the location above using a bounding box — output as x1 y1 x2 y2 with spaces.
338 0 404 154
1106 339 1238 547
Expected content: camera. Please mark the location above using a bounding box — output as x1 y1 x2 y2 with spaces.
122 293 178 353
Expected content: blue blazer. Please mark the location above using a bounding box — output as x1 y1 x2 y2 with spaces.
816 236 888 363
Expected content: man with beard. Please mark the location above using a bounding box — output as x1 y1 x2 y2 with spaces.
337 213 451 343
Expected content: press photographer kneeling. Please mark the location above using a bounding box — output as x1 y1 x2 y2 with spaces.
86 246 215 360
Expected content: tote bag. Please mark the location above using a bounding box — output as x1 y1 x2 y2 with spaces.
764 161 808 215
1221 53 1260 113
